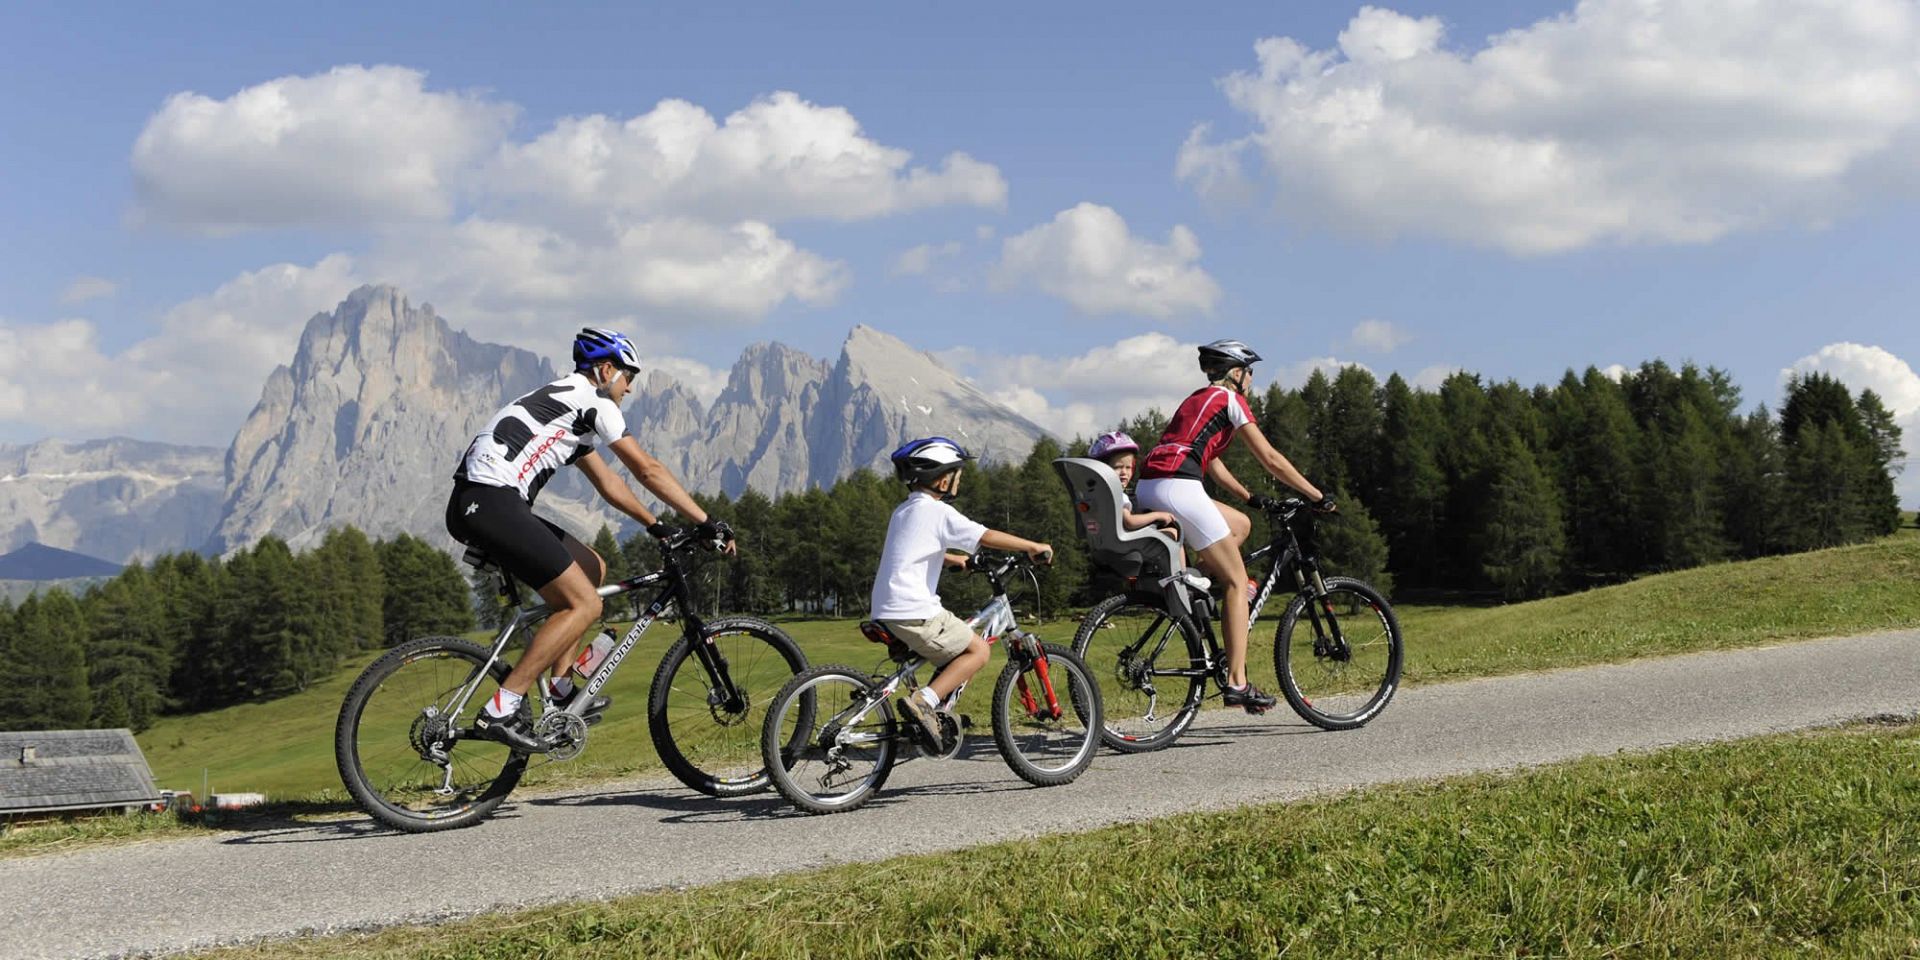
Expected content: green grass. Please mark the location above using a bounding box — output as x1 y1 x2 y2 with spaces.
197 719 1920 959
130 535 1920 804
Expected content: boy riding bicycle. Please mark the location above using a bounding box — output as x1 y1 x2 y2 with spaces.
874 437 1053 746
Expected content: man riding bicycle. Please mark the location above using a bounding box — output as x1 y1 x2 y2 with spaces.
446 327 734 753
1134 339 1332 712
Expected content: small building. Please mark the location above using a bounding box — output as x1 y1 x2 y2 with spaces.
0 729 161 819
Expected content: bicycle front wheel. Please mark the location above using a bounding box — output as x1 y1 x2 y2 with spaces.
335 637 525 833
1072 594 1204 753
648 617 809 797
992 643 1102 787
1273 577 1403 730
762 665 896 815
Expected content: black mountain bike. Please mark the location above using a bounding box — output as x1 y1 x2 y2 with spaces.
336 529 807 832
1073 497 1402 752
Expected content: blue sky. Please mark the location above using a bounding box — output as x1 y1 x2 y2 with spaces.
2 1 1916 499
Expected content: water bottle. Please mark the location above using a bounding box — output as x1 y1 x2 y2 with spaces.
570 631 615 680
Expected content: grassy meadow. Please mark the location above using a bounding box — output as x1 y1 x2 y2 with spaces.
197 719 1920 959
128 533 1920 803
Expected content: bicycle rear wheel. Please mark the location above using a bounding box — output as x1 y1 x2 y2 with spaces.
992 643 1102 787
335 637 525 833
1273 577 1403 731
762 665 896 815
1072 594 1204 753
648 618 809 797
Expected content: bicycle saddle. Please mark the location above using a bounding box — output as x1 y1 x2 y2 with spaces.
858 621 914 662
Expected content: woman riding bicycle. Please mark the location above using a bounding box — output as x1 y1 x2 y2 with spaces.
447 327 733 753
1135 339 1331 713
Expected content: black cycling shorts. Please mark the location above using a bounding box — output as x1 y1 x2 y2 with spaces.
445 481 592 588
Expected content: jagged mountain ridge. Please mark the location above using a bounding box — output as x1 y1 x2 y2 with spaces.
208 285 1051 554
0 438 224 564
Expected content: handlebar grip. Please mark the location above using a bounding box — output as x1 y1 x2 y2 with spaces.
1035 549 1053 566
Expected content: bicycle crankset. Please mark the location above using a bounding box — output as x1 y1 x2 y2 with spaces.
534 712 589 761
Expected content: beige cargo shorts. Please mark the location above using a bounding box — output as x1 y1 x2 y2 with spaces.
879 610 975 664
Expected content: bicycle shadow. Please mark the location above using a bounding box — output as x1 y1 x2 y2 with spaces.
212 801 475 846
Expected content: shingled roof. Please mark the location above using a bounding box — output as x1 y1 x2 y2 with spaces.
1 729 160 816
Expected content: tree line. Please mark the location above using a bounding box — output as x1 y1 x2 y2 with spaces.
0 530 472 732
0 360 1900 732
634 363 1903 611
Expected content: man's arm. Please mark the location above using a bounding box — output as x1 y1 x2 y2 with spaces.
573 450 660 527
603 436 709 524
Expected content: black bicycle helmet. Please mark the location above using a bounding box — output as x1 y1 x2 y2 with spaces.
1198 338 1262 377
889 436 974 486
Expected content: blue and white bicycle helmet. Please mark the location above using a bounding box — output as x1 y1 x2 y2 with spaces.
890 436 974 486
573 327 642 375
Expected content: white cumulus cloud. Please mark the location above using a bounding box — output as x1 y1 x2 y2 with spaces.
60 277 118 304
1182 1 1920 254
1351 319 1411 353
941 333 1205 439
133 65 513 231
490 92 1006 224
0 255 363 443
993 203 1221 319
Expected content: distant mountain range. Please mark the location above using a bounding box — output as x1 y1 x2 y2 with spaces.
7 285 1052 562
0 542 123 581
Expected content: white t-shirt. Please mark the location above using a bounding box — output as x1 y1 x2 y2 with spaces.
870 492 988 620
455 372 629 503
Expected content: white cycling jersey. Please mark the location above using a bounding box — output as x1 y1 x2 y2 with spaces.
454 372 628 502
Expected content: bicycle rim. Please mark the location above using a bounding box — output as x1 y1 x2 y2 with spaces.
338 639 524 831
1275 579 1402 730
993 645 1101 786
650 620 808 797
1073 596 1202 752
763 666 895 814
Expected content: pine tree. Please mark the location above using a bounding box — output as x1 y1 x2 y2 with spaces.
82 565 171 731
312 526 385 651
592 524 628 584
1480 434 1567 600
1312 492 1394 598
1854 389 1905 535
1374 376 1447 591
0 590 92 730
379 534 476 644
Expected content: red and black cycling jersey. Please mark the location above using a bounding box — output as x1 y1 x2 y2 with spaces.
1140 386 1254 481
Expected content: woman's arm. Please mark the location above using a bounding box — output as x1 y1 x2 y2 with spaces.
602 436 709 524
1231 423 1325 502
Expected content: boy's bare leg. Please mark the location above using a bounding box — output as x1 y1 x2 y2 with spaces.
929 635 989 701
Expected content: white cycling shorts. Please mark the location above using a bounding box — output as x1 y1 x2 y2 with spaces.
1135 478 1232 551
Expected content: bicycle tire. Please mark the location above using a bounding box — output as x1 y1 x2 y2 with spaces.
1272 576 1403 731
335 636 526 833
992 643 1102 787
761 664 897 815
648 617 809 797
1071 593 1205 753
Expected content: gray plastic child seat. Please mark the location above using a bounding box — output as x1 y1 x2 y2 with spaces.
1051 457 1183 583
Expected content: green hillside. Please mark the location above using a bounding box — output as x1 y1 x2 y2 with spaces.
137 535 1920 801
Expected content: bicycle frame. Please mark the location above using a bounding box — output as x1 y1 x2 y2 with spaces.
446 538 742 725
830 558 1065 750
1118 502 1354 691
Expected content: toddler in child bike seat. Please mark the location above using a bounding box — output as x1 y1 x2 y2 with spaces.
875 437 1053 747
1088 431 1180 539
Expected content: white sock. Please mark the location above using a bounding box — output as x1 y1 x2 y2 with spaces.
917 687 939 709
547 677 575 700
484 688 524 718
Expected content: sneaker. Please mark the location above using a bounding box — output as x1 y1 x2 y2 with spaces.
470 710 551 753
897 694 944 748
1222 682 1277 714
557 689 613 727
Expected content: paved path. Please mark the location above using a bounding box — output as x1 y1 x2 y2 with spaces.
5 630 1918 960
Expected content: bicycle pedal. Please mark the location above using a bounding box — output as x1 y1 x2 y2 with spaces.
959 714 974 729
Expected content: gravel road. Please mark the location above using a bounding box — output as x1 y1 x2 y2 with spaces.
4 629 1916 960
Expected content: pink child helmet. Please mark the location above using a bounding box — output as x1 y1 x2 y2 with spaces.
1089 431 1140 462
